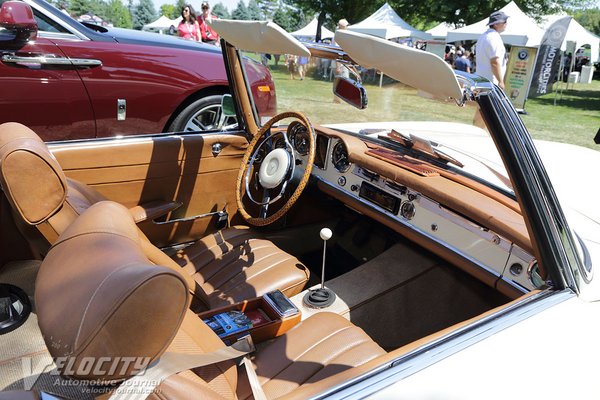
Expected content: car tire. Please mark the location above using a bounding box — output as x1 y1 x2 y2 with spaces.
168 94 237 133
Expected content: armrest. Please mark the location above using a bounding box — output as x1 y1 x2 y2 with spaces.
129 201 182 224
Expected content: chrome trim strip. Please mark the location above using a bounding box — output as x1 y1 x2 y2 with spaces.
312 289 574 399
1 55 101 67
318 178 503 281
152 210 224 225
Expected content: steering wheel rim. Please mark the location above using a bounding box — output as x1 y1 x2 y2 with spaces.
236 111 315 226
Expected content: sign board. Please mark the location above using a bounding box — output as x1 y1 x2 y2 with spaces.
426 41 447 60
528 16 572 98
505 46 537 110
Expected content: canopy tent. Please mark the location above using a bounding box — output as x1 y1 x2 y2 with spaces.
446 1 543 46
541 15 599 63
290 17 335 42
426 22 454 41
142 15 181 33
347 3 431 40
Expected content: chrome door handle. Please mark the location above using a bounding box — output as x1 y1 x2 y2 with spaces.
212 143 223 156
1 54 102 68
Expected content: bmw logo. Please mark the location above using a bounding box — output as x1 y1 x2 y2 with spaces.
518 50 528 60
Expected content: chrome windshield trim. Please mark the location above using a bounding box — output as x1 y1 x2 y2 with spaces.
311 289 574 399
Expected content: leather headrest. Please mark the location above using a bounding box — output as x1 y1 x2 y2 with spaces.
35 201 189 382
0 122 67 225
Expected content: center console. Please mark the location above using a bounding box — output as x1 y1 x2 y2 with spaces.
198 290 301 344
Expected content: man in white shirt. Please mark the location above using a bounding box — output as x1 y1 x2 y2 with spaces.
475 11 509 89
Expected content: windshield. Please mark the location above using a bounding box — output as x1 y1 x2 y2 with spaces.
241 50 513 195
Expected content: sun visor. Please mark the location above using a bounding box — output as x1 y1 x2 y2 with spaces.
210 19 310 57
335 30 463 101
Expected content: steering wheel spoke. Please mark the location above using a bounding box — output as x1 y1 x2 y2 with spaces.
236 112 315 226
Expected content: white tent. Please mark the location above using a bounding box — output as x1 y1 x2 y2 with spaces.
142 15 181 33
426 22 455 41
347 3 431 40
446 1 544 46
290 17 335 42
541 15 599 63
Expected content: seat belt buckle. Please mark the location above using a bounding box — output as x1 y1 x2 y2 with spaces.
216 210 228 230
235 334 255 354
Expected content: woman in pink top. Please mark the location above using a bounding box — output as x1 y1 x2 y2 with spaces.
177 4 200 41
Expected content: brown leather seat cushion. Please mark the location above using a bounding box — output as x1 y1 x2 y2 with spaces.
175 226 309 310
237 312 386 399
153 311 386 400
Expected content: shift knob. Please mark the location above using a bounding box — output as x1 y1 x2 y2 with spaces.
320 228 332 241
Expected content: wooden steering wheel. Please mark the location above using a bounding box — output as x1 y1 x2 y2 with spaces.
236 111 315 226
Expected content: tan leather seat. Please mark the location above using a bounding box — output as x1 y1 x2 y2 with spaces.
0 122 309 311
35 201 386 399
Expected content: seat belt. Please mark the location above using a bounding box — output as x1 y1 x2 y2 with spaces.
109 335 267 400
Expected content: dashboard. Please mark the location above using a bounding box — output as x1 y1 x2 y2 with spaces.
286 123 538 295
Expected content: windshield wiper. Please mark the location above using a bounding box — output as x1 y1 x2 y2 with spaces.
383 129 464 168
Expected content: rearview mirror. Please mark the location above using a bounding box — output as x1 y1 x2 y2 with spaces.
333 77 368 110
0 1 38 42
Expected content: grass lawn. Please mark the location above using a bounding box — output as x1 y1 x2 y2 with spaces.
262 59 600 151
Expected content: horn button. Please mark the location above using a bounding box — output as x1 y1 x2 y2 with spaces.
259 148 291 189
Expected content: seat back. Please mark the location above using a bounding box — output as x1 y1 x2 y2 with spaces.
0 122 105 251
36 201 190 381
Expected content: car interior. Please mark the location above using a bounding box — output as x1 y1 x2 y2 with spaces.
0 22 546 400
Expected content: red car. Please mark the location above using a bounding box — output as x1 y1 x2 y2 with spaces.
0 0 276 141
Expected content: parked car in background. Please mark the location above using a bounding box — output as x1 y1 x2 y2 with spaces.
0 0 276 141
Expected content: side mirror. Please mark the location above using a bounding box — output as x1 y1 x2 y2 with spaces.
333 77 368 109
221 94 236 117
0 1 38 42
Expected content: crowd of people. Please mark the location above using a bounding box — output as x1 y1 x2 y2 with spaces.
176 1 220 45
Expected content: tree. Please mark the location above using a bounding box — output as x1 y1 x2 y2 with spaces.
272 5 291 29
68 0 91 17
386 0 591 26
247 0 262 20
212 2 231 19
572 7 600 35
105 0 133 27
133 0 157 29
174 0 186 17
232 1 249 20
160 4 177 18
293 0 373 41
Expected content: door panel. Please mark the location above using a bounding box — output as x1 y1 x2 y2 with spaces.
50 133 248 247
0 38 95 141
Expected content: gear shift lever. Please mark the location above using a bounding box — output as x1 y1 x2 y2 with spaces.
303 228 336 308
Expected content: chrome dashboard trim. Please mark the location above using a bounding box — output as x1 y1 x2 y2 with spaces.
317 178 505 283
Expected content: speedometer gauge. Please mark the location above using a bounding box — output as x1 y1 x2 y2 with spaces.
288 122 310 156
332 141 351 172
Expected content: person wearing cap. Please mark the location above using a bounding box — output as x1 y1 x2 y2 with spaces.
198 1 220 46
475 10 509 89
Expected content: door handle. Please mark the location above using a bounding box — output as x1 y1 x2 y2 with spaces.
1 54 102 68
212 143 223 156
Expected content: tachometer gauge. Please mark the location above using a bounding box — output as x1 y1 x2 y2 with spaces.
288 122 310 156
332 141 351 172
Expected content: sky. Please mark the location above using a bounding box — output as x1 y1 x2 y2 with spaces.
152 0 242 14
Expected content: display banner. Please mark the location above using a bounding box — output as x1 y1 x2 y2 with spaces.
528 16 572 98
505 46 537 110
